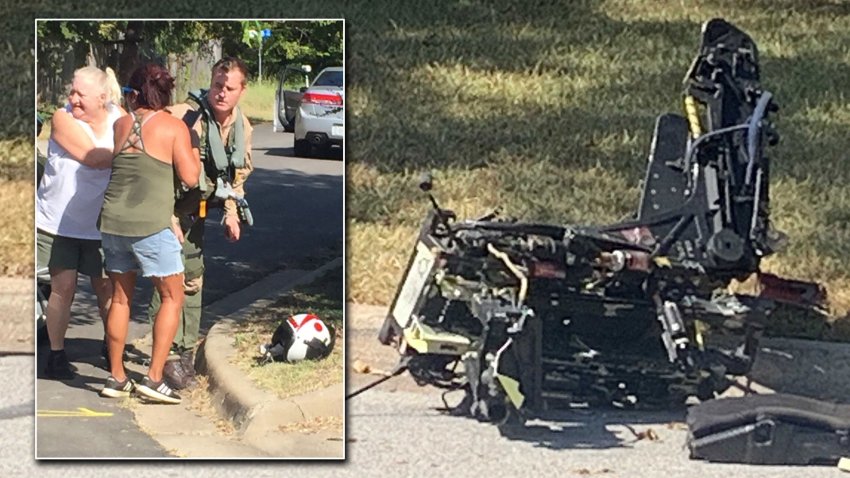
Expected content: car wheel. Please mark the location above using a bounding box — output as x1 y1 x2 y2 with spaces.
294 139 311 157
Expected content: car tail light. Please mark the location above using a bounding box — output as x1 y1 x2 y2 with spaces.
302 92 343 106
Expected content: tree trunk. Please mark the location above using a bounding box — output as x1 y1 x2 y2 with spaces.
117 21 145 84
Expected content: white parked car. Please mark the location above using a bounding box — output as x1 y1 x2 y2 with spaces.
275 65 344 157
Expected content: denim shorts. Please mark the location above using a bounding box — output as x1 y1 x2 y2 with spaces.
102 228 184 278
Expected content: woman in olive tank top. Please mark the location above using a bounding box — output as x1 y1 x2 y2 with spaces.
99 64 200 404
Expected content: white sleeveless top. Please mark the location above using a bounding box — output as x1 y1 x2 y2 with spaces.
36 103 123 240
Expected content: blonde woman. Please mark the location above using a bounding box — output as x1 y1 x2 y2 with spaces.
36 66 125 380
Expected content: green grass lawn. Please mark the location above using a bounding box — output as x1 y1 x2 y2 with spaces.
238 79 277 124
239 77 309 124
231 265 343 399
0 139 35 276
345 0 850 338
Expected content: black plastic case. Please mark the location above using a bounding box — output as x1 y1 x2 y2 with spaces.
687 393 850 465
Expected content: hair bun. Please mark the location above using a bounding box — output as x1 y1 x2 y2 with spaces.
103 66 121 105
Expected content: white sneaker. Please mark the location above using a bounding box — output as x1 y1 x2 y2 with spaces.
135 376 181 404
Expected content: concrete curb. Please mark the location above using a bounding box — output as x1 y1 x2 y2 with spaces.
195 257 344 457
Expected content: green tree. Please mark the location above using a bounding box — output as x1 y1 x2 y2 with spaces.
226 20 343 81
261 20 343 81
36 20 342 107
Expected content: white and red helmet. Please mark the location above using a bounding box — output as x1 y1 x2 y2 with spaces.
261 313 335 362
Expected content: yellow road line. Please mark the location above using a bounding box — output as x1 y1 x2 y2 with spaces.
37 407 113 418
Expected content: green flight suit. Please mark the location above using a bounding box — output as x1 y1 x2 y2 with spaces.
147 95 253 354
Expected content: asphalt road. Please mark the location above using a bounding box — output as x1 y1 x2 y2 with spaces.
333 306 848 478
34 124 344 458
201 123 344 305
8 303 846 475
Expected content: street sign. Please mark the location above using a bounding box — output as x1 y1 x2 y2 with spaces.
258 28 272 80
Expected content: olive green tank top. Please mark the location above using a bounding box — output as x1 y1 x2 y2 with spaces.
99 112 176 237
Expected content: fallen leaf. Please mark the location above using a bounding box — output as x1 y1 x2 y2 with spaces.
352 359 371 374
666 421 688 430
624 424 660 442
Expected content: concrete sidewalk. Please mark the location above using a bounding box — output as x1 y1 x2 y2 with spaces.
130 258 345 458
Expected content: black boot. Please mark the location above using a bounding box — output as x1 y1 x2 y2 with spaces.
180 349 198 388
180 349 196 377
45 349 77 380
163 358 198 390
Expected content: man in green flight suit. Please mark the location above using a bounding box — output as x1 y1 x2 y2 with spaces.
147 56 254 389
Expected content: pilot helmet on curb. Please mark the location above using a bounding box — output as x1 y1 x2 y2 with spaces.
259 313 335 363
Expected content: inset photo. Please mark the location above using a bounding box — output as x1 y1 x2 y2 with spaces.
35 18 344 459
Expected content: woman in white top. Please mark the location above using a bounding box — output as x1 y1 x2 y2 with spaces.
36 66 125 380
